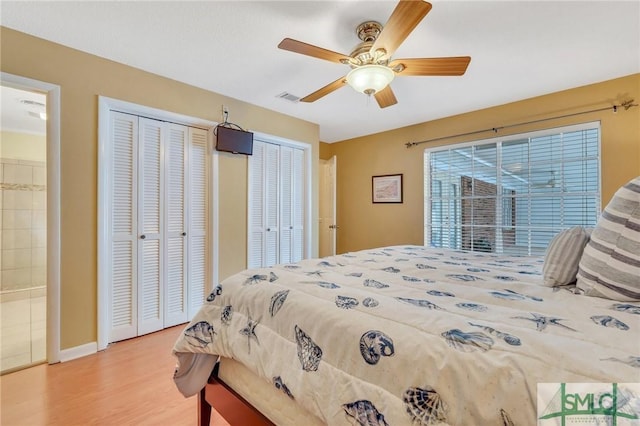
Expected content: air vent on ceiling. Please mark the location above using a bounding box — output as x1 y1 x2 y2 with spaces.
276 92 301 103
20 99 46 108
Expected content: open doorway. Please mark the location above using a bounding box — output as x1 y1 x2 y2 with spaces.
0 86 47 372
0 73 60 373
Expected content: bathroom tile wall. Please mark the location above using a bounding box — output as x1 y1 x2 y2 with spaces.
0 158 47 294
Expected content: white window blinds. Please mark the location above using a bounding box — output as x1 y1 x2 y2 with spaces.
424 122 600 255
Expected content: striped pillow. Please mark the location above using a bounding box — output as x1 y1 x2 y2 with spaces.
543 226 591 287
576 176 640 301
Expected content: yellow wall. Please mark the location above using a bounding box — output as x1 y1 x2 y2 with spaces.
326 74 640 254
0 131 47 162
1 27 320 350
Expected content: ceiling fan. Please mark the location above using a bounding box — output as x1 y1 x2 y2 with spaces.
277 0 471 108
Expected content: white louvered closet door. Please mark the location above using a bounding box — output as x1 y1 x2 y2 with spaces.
164 124 188 327
188 127 208 317
137 118 164 336
279 146 305 264
290 147 305 262
279 146 293 264
248 142 265 269
248 141 305 268
110 112 138 343
108 112 210 343
264 143 280 267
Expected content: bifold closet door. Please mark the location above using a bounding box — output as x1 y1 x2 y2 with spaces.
110 115 166 339
109 113 208 342
248 141 305 268
110 112 139 342
137 118 164 335
248 142 265 269
164 124 188 327
188 128 208 318
279 146 305 264
248 141 280 268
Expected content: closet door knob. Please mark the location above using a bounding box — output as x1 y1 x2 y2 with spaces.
140 234 146 240
182 232 187 236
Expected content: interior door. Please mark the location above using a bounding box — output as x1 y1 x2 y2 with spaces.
279 146 294 264
279 146 305 264
109 112 138 342
264 143 280 267
137 117 164 336
188 127 208 317
319 155 336 257
164 124 188 327
104 105 211 345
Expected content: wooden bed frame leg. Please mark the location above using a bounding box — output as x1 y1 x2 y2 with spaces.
198 385 212 426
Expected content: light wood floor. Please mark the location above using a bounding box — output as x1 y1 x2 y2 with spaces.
0 325 230 426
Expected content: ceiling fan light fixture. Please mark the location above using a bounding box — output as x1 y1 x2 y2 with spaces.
346 65 395 96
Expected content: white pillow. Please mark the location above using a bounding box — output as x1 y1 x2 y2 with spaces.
576 176 640 301
543 226 591 287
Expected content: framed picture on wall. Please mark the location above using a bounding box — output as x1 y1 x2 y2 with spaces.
372 174 403 203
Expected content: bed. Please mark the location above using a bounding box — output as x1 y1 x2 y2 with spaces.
172 177 640 425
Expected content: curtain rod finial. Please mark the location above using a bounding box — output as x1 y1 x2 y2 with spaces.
621 99 637 110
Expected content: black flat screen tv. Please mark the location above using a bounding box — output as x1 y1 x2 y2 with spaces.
215 125 253 155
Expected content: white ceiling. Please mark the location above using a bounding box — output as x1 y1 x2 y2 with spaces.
1 86 47 135
1 1 638 142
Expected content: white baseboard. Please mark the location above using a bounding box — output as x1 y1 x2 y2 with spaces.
59 342 97 362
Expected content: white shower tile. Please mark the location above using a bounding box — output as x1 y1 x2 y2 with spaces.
2 209 33 230
1 229 15 250
32 191 46 210
1 249 32 269
32 210 46 229
31 229 46 248
16 191 34 210
1 327 31 358
1 268 32 289
3 229 32 250
3 164 33 185
31 247 46 267
3 190 32 210
1 294 46 373
31 333 46 363
2 190 16 209
32 267 46 286
0 299 30 327
31 297 46 323
33 167 46 186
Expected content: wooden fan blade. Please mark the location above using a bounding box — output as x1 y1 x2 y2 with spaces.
374 86 398 108
278 38 351 64
300 76 348 103
371 0 432 59
389 57 471 76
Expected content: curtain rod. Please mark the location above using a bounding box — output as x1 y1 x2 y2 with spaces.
405 99 637 148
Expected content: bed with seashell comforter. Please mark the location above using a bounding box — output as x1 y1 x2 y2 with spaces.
172 245 639 425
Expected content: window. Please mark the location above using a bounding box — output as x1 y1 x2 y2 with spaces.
424 122 600 255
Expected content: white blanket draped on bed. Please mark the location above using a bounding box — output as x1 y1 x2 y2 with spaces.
172 246 639 425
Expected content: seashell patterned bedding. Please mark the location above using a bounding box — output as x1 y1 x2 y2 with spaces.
172 245 639 425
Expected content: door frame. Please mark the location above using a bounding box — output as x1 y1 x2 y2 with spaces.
97 96 218 350
1 72 62 364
